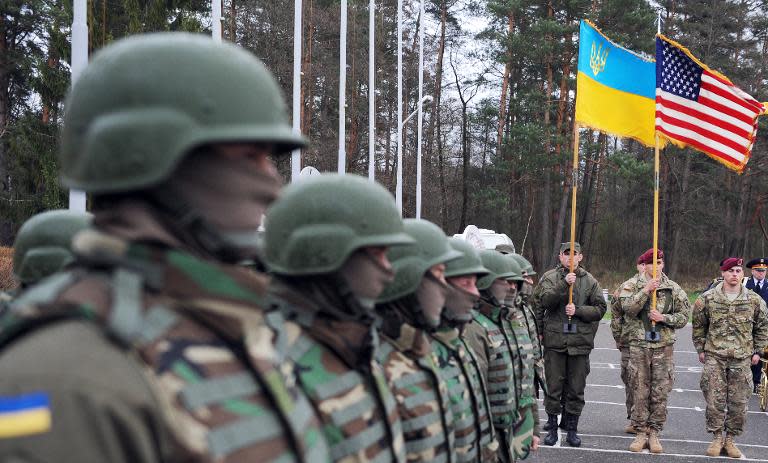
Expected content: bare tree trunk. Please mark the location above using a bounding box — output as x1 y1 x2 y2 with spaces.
301 0 314 141
497 10 514 149
540 0 555 267
425 0 447 164
669 152 692 276
228 0 236 41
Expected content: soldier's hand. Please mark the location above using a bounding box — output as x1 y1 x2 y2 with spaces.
565 273 577 285
644 278 660 294
698 352 706 364
648 310 664 323
531 435 540 451
752 354 761 366
565 303 576 317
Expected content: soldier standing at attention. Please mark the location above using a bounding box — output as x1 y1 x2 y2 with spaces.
263 174 411 462
463 251 520 463
376 219 459 463
0 34 331 462
431 238 500 462
620 249 690 454
693 257 768 458
533 242 606 448
609 256 646 434
744 258 768 393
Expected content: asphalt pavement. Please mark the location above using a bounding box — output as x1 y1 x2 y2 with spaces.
525 321 768 462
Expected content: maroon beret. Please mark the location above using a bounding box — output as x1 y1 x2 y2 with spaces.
637 248 664 265
720 257 744 271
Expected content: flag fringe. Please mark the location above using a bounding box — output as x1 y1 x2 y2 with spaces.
657 132 747 174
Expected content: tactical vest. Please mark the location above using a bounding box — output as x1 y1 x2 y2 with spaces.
378 336 455 463
432 329 498 462
472 309 518 430
272 303 407 463
2 253 329 463
506 306 537 459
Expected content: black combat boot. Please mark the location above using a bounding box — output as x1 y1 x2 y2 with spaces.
543 414 559 446
565 413 582 447
542 413 558 432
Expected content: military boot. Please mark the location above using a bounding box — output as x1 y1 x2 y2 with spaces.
628 432 648 452
624 423 637 434
705 432 723 457
723 434 742 458
543 414 559 446
542 413 558 432
648 430 663 454
565 413 582 447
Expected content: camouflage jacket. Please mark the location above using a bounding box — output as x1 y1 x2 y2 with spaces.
619 272 690 348
463 302 518 431
0 229 329 463
505 305 537 458
533 265 606 355
431 327 499 462
379 317 455 463
609 283 628 347
268 280 407 462
692 282 768 359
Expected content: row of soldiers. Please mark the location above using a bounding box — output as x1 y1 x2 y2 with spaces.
0 33 599 463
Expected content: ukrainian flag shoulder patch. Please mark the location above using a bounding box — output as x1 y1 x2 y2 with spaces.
0 392 52 438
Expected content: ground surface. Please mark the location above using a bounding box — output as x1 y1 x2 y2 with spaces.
526 322 768 462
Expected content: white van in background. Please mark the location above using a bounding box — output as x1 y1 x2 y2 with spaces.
453 225 515 252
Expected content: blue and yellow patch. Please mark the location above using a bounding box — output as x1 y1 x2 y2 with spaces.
0 392 52 438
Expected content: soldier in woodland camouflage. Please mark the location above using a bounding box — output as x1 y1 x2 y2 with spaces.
263 174 410 462
0 34 330 462
609 258 645 434
376 219 459 463
693 257 768 459
463 251 520 463
619 249 690 454
431 238 499 462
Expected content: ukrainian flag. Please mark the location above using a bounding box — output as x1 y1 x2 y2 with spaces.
0 392 52 438
575 20 658 147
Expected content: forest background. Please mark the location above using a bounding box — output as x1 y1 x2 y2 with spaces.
2 0 768 291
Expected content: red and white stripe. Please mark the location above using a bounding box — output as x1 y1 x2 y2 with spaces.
656 69 764 171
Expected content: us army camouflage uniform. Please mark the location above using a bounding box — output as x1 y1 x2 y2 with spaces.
378 309 455 463
619 272 690 432
268 280 407 462
692 283 768 436
0 229 329 463
505 303 538 460
464 301 518 462
609 283 633 419
432 327 499 462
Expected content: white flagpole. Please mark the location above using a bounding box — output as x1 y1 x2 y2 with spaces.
415 2 424 219
338 0 348 174
212 0 222 42
395 0 403 214
368 0 375 180
69 0 88 212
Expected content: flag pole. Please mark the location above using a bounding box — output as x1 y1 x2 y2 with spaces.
567 123 580 331
651 135 660 320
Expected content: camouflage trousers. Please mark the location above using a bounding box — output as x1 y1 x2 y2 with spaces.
700 354 752 436
619 346 633 419
628 345 674 432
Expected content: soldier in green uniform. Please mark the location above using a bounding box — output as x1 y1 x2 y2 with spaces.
431 238 499 462
463 250 520 462
0 33 330 462
533 242 606 447
376 219 459 463
610 256 645 435
619 249 690 454
501 254 539 460
693 257 768 458
263 174 410 462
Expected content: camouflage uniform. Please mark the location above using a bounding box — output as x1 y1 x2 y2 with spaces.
0 231 329 462
619 272 690 433
692 283 768 436
505 303 538 460
609 284 633 420
432 327 499 462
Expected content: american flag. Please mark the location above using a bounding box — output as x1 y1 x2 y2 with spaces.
655 36 765 172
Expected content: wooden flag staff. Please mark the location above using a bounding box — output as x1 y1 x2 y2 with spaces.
647 135 661 342
565 124 579 334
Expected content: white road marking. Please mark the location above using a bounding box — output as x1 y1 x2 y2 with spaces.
588 383 702 393
590 362 703 373
594 347 701 355
578 433 768 449
586 399 768 416
537 445 767 461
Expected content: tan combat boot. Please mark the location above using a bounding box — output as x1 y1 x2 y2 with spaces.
624 423 637 434
705 432 723 457
629 432 648 452
723 434 742 458
648 430 663 454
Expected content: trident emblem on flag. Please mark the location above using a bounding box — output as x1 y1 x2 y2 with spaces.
590 42 609 76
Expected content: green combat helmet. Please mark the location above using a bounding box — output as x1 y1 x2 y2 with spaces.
263 174 413 275
510 253 536 276
446 238 489 278
378 219 462 303
477 250 523 290
59 33 304 193
13 210 92 286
